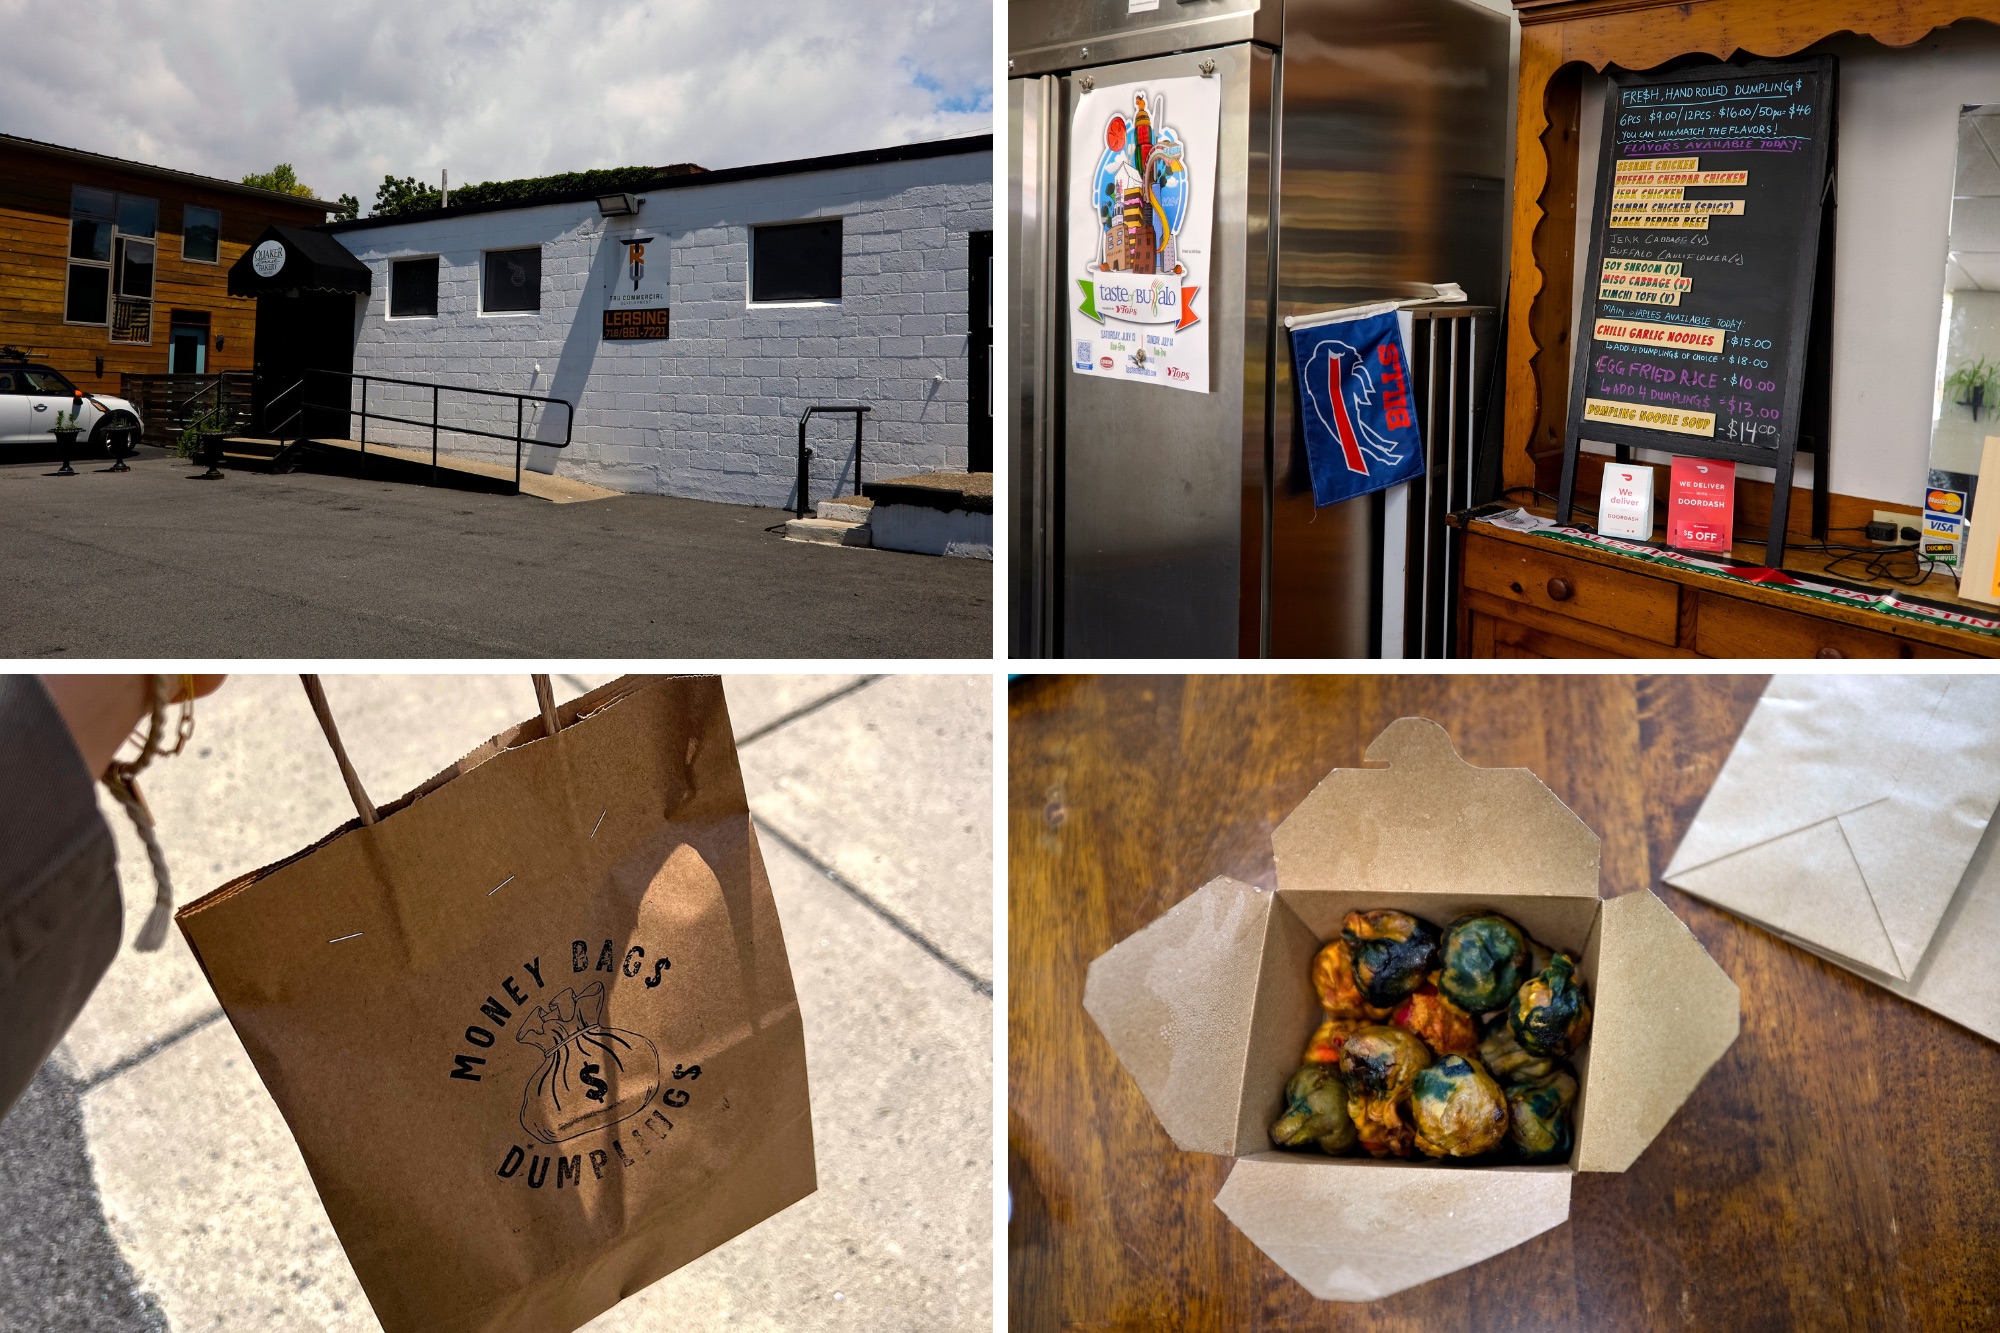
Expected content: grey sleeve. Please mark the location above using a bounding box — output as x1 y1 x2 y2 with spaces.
0 677 122 1124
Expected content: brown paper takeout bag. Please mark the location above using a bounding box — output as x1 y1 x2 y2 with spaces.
1084 718 1738 1302
177 675 815 1333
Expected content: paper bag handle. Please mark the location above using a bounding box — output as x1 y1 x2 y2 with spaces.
300 675 564 826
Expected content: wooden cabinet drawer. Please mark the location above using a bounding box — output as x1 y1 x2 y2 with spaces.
1467 609 1634 658
1462 533 1682 647
1693 593 1973 658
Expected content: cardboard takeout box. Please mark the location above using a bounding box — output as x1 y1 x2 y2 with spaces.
1084 718 1740 1301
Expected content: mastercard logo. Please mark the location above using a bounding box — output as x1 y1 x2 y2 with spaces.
1928 489 1963 514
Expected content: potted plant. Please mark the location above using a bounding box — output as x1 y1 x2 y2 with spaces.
52 408 79 476
1944 356 2000 421
178 402 230 480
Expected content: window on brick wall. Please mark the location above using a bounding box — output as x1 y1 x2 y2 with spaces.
391 256 440 317
751 219 842 303
483 247 541 313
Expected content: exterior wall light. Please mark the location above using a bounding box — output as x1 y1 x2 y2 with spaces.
597 193 640 216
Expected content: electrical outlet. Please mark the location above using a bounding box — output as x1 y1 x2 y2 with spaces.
1871 509 1914 546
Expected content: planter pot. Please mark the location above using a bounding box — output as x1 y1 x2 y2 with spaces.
107 425 137 472
195 430 226 480
52 427 79 476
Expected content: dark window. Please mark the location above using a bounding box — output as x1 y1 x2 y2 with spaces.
70 218 113 261
483 247 540 313
117 195 157 239
0 372 17 393
182 205 221 263
752 219 842 303
65 265 110 323
118 238 155 299
391 256 440 317
67 185 154 335
22 368 74 393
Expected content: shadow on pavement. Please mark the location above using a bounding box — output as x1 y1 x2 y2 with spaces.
0 1064 167 1332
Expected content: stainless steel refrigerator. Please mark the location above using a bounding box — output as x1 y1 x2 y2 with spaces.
1011 0 1511 657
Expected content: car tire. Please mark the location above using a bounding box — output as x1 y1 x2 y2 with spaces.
90 411 140 457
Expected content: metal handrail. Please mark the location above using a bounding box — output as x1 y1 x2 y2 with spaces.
263 376 305 438
270 369 574 494
794 405 871 519
178 374 252 428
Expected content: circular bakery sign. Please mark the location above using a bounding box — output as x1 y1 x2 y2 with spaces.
251 239 286 278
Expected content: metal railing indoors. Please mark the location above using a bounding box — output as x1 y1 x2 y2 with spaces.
1389 305 1498 659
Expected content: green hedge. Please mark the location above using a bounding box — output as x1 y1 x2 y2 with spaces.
369 164 704 218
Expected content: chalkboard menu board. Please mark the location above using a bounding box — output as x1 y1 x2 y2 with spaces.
1558 56 1837 566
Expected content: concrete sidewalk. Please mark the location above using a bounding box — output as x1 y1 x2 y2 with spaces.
0 674 992 1332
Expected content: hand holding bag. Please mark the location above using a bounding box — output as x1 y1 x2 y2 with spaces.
176 675 815 1333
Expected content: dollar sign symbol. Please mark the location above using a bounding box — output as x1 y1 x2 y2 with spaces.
579 1062 608 1103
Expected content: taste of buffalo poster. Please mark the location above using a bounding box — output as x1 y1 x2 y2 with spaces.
1069 74 1219 394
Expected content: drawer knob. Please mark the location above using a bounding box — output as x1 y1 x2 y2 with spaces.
1546 577 1574 602
1816 646 1844 659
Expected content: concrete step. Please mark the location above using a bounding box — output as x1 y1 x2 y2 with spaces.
818 496 874 524
785 516 873 548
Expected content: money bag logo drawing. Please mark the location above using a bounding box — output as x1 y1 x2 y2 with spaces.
516 981 662 1144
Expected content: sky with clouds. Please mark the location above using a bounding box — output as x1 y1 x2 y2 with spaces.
0 0 992 207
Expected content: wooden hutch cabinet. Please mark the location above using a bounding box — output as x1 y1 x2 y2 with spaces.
1461 0 2000 658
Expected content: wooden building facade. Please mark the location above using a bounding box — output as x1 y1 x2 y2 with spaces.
0 133 338 395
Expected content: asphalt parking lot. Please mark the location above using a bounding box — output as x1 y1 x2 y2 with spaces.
0 451 992 658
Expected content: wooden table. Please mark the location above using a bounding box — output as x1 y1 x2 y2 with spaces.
1009 675 2000 1331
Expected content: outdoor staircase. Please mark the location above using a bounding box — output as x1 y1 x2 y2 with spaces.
218 436 305 472
784 495 874 547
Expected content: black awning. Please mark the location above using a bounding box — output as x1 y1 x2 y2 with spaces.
227 224 373 297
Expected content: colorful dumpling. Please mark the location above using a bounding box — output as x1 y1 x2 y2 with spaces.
1311 937 1393 1022
1303 1017 1363 1065
1505 1069 1578 1163
1337 1025 1432 1159
1478 1019 1557 1087
1341 910 1441 1009
1438 912 1531 1014
1270 1062 1358 1155
1509 953 1593 1058
1410 1055 1509 1159
1390 984 1478 1057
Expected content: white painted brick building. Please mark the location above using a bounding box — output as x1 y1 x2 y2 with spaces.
325 137 991 508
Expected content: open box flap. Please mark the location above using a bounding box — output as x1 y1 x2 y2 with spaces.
1214 1154 1571 1302
1084 877 1274 1157
1572 889 1740 1172
1271 718 1600 900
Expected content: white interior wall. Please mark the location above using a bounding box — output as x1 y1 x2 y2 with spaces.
1570 22 2000 506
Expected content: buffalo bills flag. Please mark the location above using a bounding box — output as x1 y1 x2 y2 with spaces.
1291 307 1425 508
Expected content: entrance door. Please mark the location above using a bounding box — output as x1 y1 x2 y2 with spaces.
253 291 356 438
169 312 209 374
969 230 992 473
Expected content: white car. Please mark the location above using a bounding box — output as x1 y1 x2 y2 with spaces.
0 361 144 451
